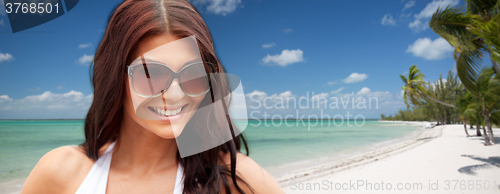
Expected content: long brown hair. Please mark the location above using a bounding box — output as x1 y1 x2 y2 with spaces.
82 0 251 193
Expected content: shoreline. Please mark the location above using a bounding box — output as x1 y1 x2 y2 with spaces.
280 124 500 193
265 121 429 177
275 121 440 187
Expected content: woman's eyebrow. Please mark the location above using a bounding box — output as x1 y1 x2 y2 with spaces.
183 58 203 66
131 58 162 65
132 57 203 67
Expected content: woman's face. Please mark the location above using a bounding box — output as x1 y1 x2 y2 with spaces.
123 34 207 139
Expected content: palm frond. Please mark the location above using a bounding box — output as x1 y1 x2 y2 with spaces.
465 0 498 16
456 49 483 96
430 6 477 50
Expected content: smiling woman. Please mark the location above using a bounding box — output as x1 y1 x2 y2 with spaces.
20 0 283 193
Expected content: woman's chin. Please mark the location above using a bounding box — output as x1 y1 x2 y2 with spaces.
151 124 184 139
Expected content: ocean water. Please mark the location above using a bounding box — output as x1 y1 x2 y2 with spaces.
0 120 421 185
240 120 422 175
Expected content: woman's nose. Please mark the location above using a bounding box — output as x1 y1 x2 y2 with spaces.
162 78 185 102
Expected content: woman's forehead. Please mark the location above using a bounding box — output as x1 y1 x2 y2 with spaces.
129 35 201 70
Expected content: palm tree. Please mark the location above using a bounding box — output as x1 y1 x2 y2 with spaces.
457 90 472 137
430 0 500 75
463 67 500 145
464 100 485 136
401 65 456 108
464 97 491 143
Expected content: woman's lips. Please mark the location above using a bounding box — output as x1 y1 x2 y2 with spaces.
148 104 188 122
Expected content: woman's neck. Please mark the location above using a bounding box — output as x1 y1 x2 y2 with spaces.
112 115 179 175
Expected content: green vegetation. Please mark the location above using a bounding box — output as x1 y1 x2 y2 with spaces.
385 65 500 146
385 0 500 146
382 68 463 124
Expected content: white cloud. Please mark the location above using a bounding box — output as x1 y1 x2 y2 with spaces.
0 51 14 63
414 0 458 19
57 85 63 90
381 14 396 26
262 49 304 67
311 93 329 100
262 43 276 48
409 0 459 32
245 88 405 118
246 90 267 102
356 87 371 96
431 78 447 87
191 0 242 16
78 43 92 48
343 73 368 84
402 0 416 11
311 93 329 105
0 91 93 119
326 81 337 86
406 37 454 60
0 19 4 26
78 54 94 65
0 95 12 103
267 91 297 101
408 19 428 32
330 87 345 94
283 28 293 33
278 91 293 98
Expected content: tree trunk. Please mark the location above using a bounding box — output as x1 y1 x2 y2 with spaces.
417 91 456 108
482 125 491 145
434 110 440 125
463 118 470 137
483 109 495 145
476 121 482 136
486 48 500 74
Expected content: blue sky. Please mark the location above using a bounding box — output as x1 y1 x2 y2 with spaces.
0 0 475 119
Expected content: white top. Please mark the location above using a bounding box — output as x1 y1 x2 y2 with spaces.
74 142 184 194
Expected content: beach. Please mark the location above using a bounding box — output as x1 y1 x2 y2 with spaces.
279 124 500 193
1 121 498 193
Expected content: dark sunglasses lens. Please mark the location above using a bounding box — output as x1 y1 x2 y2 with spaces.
131 63 172 96
180 63 210 95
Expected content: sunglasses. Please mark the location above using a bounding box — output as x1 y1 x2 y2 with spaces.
127 57 211 98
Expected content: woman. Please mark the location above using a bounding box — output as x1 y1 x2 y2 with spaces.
21 0 283 193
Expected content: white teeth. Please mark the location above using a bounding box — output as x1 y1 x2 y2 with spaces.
150 106 183 116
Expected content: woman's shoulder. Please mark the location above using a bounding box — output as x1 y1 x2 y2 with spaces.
219 151 285 194
21 142 113 193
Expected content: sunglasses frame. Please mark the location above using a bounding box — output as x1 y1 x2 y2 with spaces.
127 60 211 98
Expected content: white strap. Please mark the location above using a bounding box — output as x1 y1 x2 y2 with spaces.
75 142 184 194
173 162 184 194
74 142 115 194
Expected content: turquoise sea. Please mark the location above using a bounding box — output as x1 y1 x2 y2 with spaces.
0 120 422 185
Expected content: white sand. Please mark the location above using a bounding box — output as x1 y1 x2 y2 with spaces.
279 124 500 193
0 179 25 194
